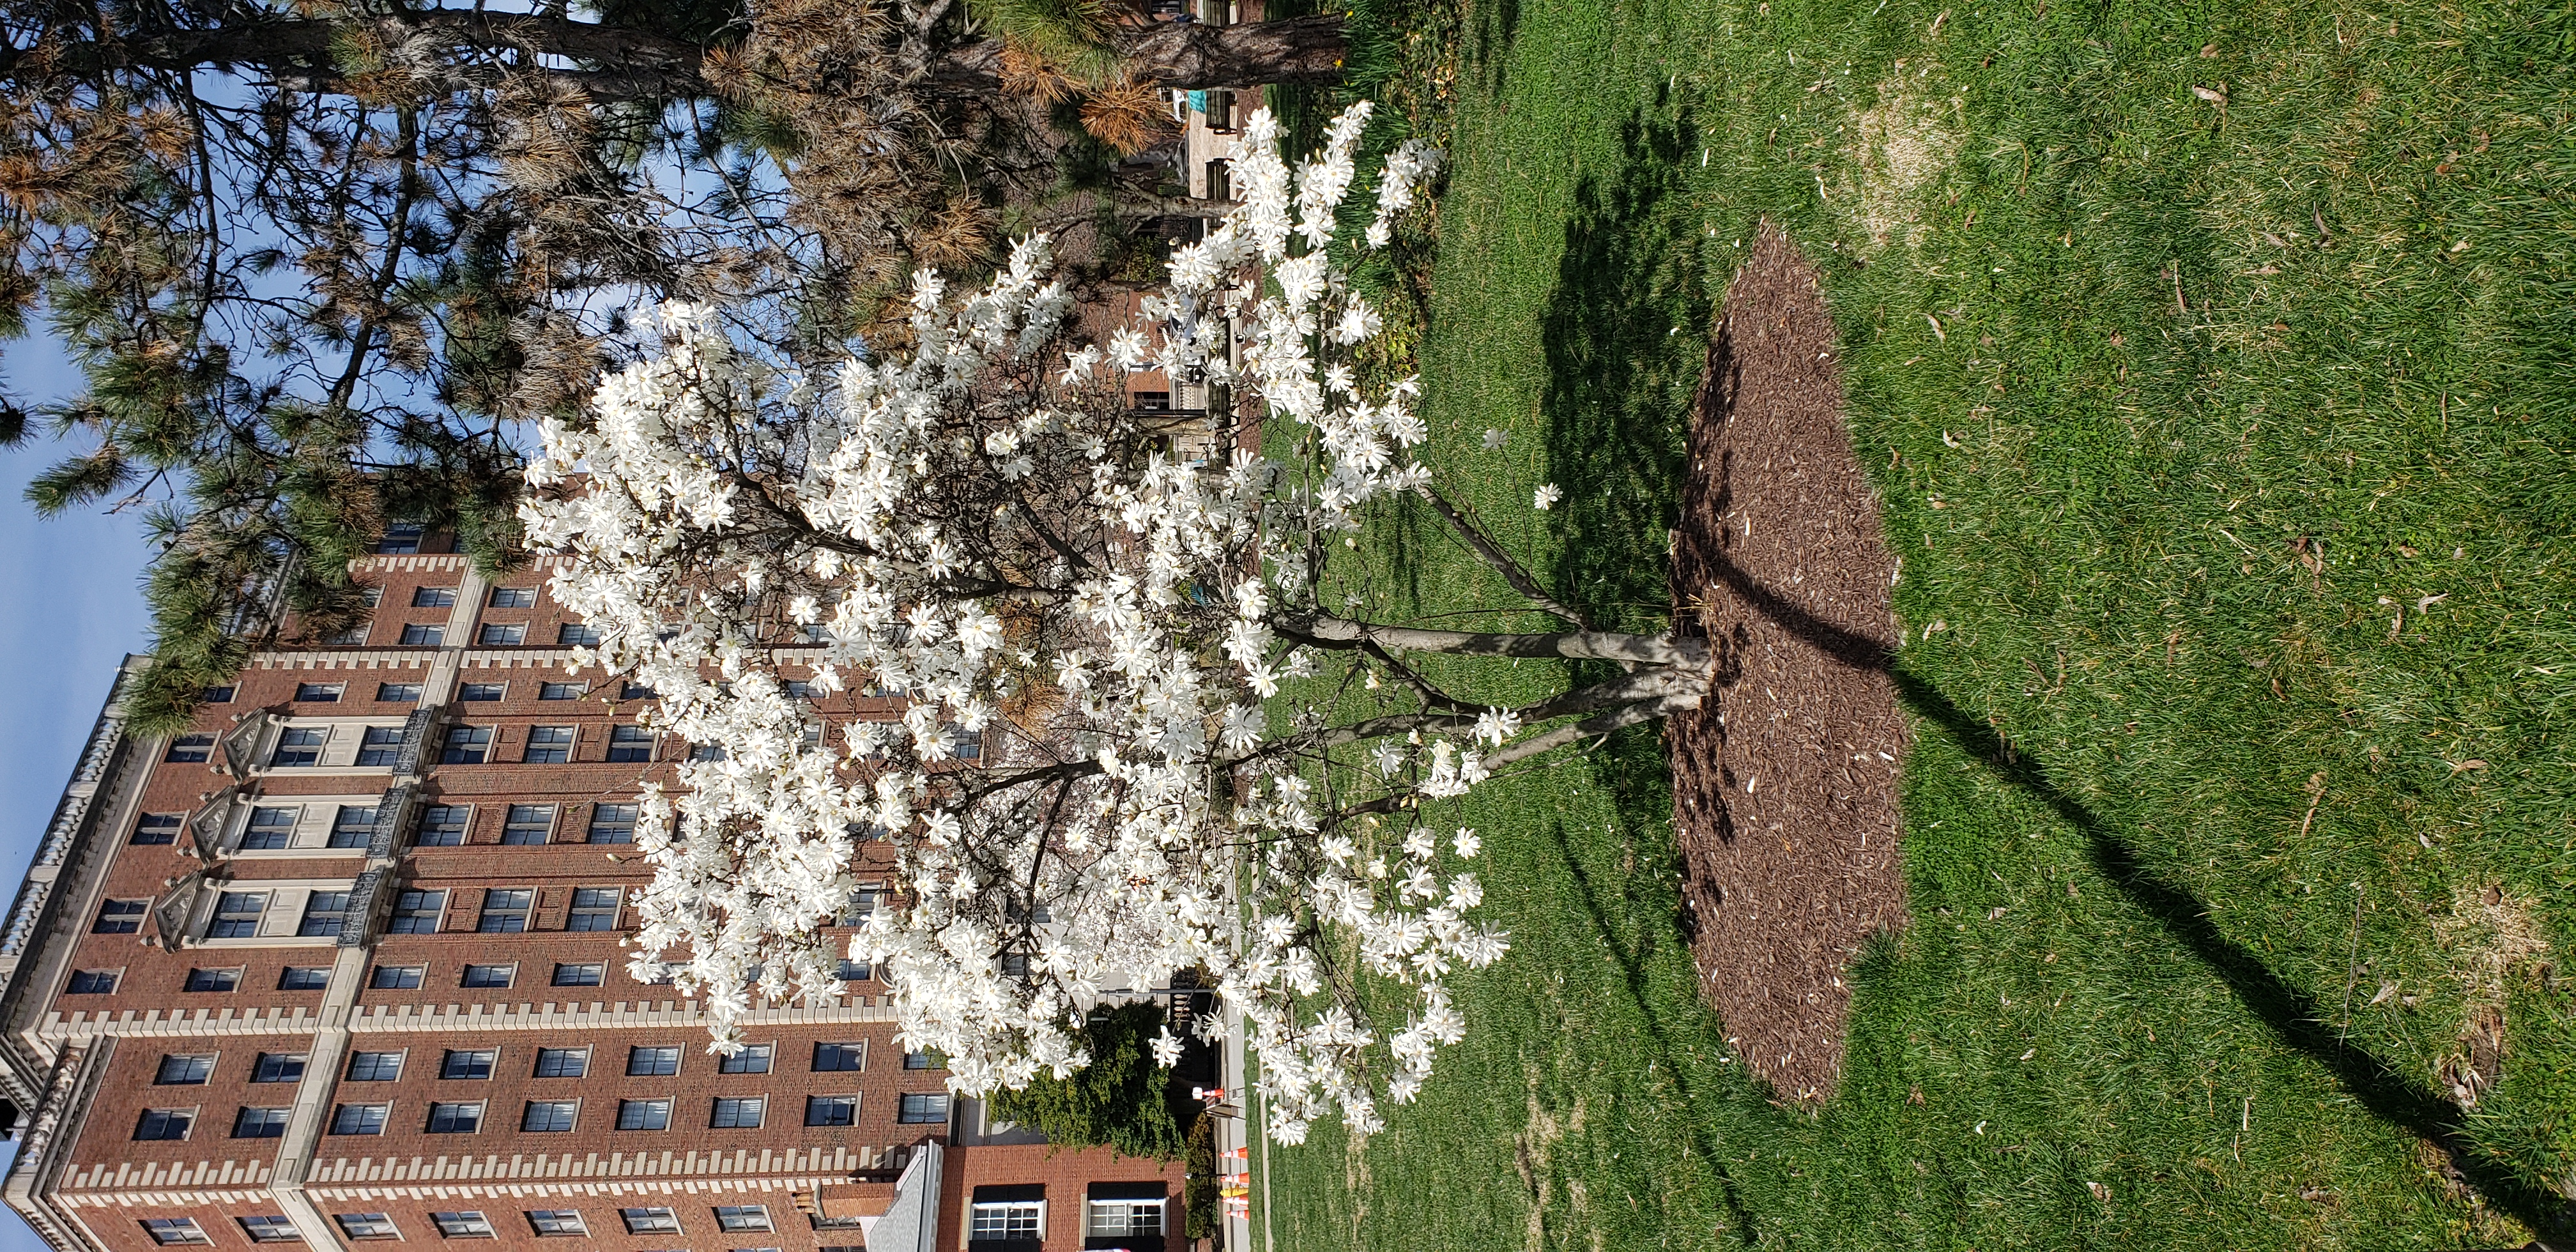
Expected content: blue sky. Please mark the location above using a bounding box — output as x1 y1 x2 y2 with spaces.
0 339 155 1252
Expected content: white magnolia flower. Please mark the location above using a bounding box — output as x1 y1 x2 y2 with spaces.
1482 428 1508 450
1533 483 1563 510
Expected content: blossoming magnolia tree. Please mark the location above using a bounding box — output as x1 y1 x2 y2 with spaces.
520 103 1713 1143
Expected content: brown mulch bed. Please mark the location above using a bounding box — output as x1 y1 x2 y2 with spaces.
1664 226 1910 1105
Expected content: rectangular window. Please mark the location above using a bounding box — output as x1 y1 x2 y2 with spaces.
441 726 492 763
66 970 117 995
370 965 424 989
606 725 654 761
237 1216 298 1243
346 1052 403 1081
946 723 983 761
132 813 182 844
155 1054 215 1085
836 958 871 982
376 523 425 554
412 586 457 607
334 1212 399 1240
501 804 555 843
399 622 446 646
477 889 531 932
557 623 602 646
620 682 658 701
686 742 726 763
183 967 240 992
208 891 268 938
626 1046 680 1076
477 622 527 646
330 1104 389 1135
241 805 298 850
539 682 586 700
389 889 447 932
294 682 343 703
812 1042 866 1072
325 621 371 646
783 679 815 700
1086 1198 1165 1237
166 733 215 763
376 682 422 703
356 724 404 766
328 805 377 848
567 887 619 931
586 803 637 844
525 1210 585 1237
804 1096 858 1127
551 963 603 987
142 1218 211 1246
462 963 514 988
533 1047 590 1078
441 1050 497 1080
521 1101 578 1132
268 727 326 767
425 1101 484 1133
970 1201 1042 1241
201 685 236 703
840 886 884 926
413 805 469 847
898 1092 951 1123
621 1207 680 1234
714 1205 773 1233
134 1109 194 1140
489 587 537 608
253 1053 307 1083
279 966 328 990
232 1106 290 1138
459 682 505 701
432 1212 495 1238
523 726 574 764
709 1097 765 1129
717 1044 772 1074
616 1099 672 1131
297 890 351 936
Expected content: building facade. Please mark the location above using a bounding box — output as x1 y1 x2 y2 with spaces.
0 532 1186 1252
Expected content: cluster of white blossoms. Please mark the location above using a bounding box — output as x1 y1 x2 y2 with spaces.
521 102 1519 1143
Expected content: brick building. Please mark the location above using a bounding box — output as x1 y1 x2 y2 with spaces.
0 532 1188 1251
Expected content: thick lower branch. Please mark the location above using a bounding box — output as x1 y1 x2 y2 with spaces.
1408 484 1594 629
1282 614 1708 667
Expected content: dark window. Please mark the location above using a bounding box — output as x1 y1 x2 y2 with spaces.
295 682 342 703
441 1050 496 1080
201 686 236 703
620 682 658 700
523 726 574 764
627 1046 680 1076
783 679 815 699
714 1205 772 1232
297 890 351 936
557 623 602 646
355 725 404 766
65 970 117 995
620 1206 680 1233
155 1054 215 1085
709 1097 765 1128
459 682 505 702
477 622 527 646
441 726 491 764
134 1109 194 1140
346 1052 402 1081
501 804 555 843
413 805 469 847
183 967 240 992
425 1102 483 1133
371 965 424 989
330 1104 388 1135
431 1212 494 1238
805 1095 858 1126
533 1048 588 1078
718 1044 772 1074
131 813 182 844
399 622 445 646
142 1218 211 1245
898 1092 950 1123
413 586 457 607
488 587 536 609
461 964 514 988
945 723 983 761
550 963 602 988
539 682 585 700
606 725 654 761
328 805 377 848
208 890 268 937
525 1210 584 1237
166 733 215 763
812 1042 866 1072
278 966 328 990
586 803 637 844
253 1053 307 1083
237 1216 298 1242
232 1107 289 1138
377 682 422 703
837 958 871 982
268 727 326 767
389 889 446 932
567 887 618 931
325 620 371 646
521 1101 578 1132
241 805 297 850
903 1051 943 1070
839 885 884 926
616 1099 672 1131
478 889 532 933
375 523 424 554
334 1212 399 1239
686 742 726 763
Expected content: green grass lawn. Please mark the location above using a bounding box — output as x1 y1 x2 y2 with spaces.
1254 0 2576 1248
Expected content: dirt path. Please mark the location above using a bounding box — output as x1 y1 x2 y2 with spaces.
1664 226 1910 1104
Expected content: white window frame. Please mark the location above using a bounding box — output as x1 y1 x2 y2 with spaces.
970 1200 1044 1241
